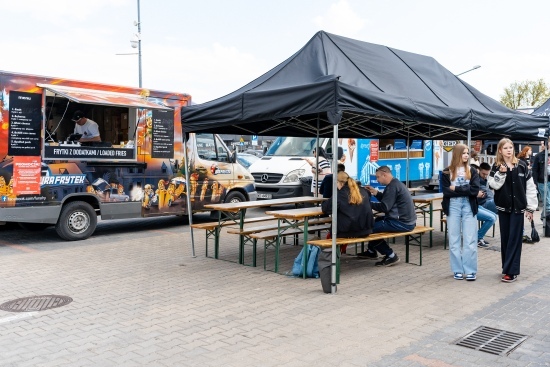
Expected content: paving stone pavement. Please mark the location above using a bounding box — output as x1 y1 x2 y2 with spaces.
0 210 549 366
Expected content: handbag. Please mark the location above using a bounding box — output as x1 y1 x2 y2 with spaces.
530 220 540 243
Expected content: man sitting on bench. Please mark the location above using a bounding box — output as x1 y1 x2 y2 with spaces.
363 166 417 266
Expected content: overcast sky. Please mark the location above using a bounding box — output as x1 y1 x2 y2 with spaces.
1 0 548 105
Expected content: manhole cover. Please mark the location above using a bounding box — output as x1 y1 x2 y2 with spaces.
454 326 529 356
0 295 73 312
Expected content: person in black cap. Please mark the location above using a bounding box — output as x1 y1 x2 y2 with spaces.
72 110 101 142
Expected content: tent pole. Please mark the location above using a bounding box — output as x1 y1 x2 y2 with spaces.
406 129 410 187
544 132 548 236
331 124 338 294
315 115 320 197
467 130 471 154
183 133 196 257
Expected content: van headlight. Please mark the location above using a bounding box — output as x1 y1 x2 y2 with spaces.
283 169 305 183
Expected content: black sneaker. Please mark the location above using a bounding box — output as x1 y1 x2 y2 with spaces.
477 239 489 248
375 254 400 267
357 251 378 259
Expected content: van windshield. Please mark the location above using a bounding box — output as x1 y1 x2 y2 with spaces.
265 137 318 157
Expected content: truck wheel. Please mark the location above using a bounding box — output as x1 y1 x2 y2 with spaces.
18 223 51 231
55 201 97 241
221 191 247 219
224 191 246 204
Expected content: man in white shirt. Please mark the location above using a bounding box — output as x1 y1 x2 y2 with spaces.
72 110 101 142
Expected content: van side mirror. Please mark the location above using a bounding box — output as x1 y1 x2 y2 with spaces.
230 150 237 163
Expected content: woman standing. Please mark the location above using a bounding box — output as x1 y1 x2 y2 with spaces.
321 171 374 238
517 146 532 169
304 147 331 195
441 144 480 281
489 138 537 283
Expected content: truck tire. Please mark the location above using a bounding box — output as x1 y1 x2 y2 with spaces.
224 191 246 204
55 201 97 241
222 191 247 219
18 223 51 231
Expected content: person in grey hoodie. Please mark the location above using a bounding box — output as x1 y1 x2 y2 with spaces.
363 166 417 267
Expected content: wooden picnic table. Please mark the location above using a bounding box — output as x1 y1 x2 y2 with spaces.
412 192 443 247
408 187 424 196
203 196 326 264
265 206 326 278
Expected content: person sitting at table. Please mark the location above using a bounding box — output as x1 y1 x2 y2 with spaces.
362 166 417 267
471 162 497 248
320 163 346 198
321 171 374 238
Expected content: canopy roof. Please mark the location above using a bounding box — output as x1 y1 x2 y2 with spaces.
38 84 172 110
182 31 548 140
532 98 550 117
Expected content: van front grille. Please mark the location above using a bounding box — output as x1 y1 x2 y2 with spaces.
252 173 283 184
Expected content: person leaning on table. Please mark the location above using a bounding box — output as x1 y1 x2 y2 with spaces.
72 110 101 143
362 166 417 267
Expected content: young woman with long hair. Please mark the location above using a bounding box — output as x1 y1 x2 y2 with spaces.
517 146 532 169
489 138 537 283
441 144 480 281
321 171 374 238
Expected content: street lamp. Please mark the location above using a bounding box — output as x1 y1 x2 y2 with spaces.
115 0 142 87
455 65 481 76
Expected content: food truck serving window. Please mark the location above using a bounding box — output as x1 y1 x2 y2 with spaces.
37 84 174 162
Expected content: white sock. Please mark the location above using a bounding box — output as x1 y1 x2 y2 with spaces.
388 253 395 258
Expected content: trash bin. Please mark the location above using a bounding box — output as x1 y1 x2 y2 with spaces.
301 176 313 196
318 249 337 293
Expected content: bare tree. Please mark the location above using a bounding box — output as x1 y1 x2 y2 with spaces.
500 79 550 109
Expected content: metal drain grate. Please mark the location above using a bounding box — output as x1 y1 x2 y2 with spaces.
454 326 529 356
0 295 73 312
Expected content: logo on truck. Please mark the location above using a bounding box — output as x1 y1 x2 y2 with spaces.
40 175 86 186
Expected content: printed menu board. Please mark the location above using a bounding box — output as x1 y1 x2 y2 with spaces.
8 91 42 156
151 109 174 158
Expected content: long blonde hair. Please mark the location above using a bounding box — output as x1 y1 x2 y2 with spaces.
449 144 471 181
337 171 363 205
495 138 518 166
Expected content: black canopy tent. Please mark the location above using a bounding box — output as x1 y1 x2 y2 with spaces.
181 31 549 293
532 98 550 117
182 31 549 140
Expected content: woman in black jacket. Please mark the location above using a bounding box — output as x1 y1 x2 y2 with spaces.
489 138 538 283
321 171 374 238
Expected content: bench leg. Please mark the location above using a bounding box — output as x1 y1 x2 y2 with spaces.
405 233 423 266
263 237 280 273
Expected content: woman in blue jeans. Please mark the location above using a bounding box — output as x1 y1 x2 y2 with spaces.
441 144 480 281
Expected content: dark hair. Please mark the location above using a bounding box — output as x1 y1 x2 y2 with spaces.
337 146 344 160
337 163 346 172
479 162 491 170
376 166 391 174
314 147 328 159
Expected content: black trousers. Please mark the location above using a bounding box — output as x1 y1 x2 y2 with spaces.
498 212 524 275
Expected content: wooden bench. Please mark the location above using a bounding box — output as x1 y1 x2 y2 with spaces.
190 215 277 260
308 226 434 282
248 224 332 272
225 217 332 267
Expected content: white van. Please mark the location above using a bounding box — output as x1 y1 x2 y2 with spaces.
249 137 340 199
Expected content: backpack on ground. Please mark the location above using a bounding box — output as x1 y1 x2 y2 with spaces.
291 245 320 278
